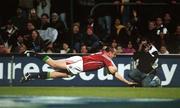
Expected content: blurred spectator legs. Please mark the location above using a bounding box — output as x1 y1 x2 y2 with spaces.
97 15 111 42
59 13 68 30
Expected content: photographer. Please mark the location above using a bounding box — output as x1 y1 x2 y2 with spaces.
128 39 161 87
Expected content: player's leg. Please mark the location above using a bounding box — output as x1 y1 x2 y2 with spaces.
24 51 67 69
49 71 70 78
20 70 70 83
43 56 67 69
44 56 83 70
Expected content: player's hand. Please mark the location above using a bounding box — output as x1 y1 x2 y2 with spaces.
127 81 138 86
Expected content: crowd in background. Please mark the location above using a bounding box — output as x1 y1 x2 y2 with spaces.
0 0 179 55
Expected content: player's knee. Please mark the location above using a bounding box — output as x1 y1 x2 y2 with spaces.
53 63 59 68
49 60 67 70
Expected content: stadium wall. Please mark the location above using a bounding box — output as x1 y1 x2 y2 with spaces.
0 54 179 87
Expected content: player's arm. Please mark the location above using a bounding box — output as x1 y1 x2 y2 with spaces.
108 66 135 85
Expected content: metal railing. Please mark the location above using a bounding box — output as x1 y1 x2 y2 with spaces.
90 2 180 16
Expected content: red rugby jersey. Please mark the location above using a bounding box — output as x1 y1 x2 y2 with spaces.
82 52 116 72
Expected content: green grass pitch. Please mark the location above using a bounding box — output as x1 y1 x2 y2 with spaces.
0 87 180 99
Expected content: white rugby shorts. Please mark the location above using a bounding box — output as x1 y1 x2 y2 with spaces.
66 56 83 75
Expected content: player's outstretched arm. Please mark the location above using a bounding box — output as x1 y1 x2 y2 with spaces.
114 72 135 85
108 66 136 85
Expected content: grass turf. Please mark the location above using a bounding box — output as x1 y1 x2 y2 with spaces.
0 87 180 99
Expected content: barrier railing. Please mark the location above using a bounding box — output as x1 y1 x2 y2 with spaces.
90 2 180 16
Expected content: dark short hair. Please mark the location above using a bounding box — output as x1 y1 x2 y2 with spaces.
7 19 13 25
104 46 115 52
41 13 49 18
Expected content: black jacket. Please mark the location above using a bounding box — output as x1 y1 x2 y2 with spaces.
133 48 158 74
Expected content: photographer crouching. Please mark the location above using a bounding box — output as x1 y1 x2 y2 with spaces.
128 39 161 87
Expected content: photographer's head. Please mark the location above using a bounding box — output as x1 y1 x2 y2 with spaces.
142 43 151 52
139 38 152 52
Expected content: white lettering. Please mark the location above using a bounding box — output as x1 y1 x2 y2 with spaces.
23 63 40 74
79 72 95 81
8 63 21 79
42 64 54 72
161 64 177 86
97 68 113 80
118 64 130 77
0 63 3 79
63 76 76 80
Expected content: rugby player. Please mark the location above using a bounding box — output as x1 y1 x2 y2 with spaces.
21 47 135 85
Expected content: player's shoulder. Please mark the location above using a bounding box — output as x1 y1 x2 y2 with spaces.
88 52 105 60
90 52 103 55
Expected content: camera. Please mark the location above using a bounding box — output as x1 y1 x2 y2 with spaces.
156 25 168 35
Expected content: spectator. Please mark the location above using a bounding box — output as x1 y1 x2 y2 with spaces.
111 18 129 47
94 0 115 42
39 13 50 30
50 12 66 49
158 45 169 54
12 32 27 53
0 20 18 51
10 7 26 30
122 41 136 54
126 20 140 49
60 42 73 54
0 42 11 54
50 12 65 34
163 12 175 34
74 0 95 28
80 44 88 54
113 0 131 25
111 39 118 50
22 21 36 42
155 17 168 36
70 22 84 53
44 43 55 53
158 31 168 49
84 26 100 53
51 0 71 30
144 20 157 45
116 45 123 55
27 30 44 52
28 8 41 28
168 25 180 53
18 0 34 18
17 43 27 54
110 39 123 55
38 13 58 44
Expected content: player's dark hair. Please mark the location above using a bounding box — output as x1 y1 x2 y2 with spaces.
104 46 115 52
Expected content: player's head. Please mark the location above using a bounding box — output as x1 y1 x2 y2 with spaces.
103 46 116 58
